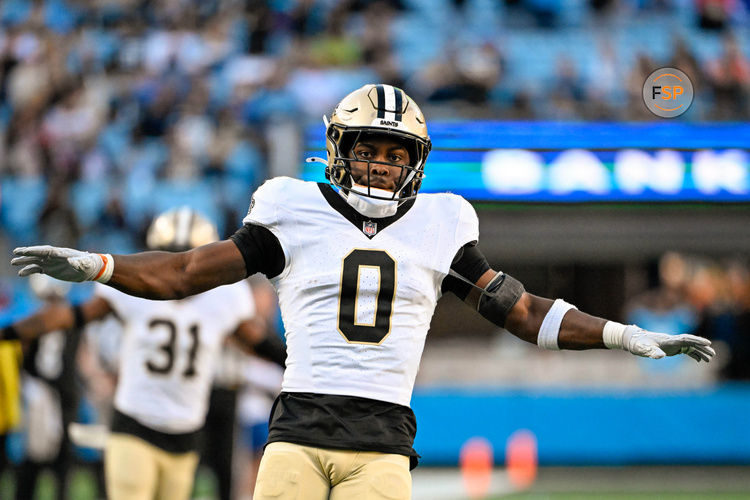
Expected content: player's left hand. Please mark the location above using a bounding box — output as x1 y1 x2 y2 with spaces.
622 326 715 362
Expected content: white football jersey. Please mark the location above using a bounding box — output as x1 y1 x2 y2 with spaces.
95 281 255 433
244 177 478 406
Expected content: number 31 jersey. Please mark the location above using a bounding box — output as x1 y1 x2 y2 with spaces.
95 281 255 433
244 177 478 407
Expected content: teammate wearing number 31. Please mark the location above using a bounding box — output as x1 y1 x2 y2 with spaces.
11 84 715 500
6 208 285 500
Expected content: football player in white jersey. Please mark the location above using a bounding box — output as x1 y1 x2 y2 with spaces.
12 84 715 500
6 208 286 500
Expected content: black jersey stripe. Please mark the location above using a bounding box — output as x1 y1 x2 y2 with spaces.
394 88 403 121
111 409 202 453
266 392 420 469
375 85 386 118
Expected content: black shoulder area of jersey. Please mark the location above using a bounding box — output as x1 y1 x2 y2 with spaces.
230 224 285 279
441 243 490 300
317 183 415 239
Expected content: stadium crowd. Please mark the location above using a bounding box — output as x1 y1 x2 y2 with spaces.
0 0 749 254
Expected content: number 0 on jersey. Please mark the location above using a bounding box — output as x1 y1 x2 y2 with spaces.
337 249 397 344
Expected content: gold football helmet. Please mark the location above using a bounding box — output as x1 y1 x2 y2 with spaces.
146 207 219 252
29 274 71 301
314 84 432 201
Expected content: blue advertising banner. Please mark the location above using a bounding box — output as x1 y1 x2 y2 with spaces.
302 122 750 202
410 385 750 465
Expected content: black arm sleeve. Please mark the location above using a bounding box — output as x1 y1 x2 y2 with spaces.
440 243 491 300
229 224 285 279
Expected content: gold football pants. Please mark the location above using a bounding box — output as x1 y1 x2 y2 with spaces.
105 433 199 500
254 441 412 500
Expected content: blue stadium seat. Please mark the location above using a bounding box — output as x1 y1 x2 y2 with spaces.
0 177 48 243
150 179 223 235
71 180 110 229
122 169 156 229
79 229 138 255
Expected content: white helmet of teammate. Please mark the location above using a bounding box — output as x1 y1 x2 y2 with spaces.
29 274 72 301
146 207 219 252
313 84 432 201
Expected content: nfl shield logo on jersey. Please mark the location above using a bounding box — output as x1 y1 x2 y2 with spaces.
363 221 377 236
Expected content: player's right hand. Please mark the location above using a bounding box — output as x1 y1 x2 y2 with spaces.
12 246 112 283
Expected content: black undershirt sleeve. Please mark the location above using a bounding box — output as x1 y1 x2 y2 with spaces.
229 224 285 279
441 243 491 300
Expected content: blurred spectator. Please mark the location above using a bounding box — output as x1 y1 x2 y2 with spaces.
669 36 703 90
527 0 563 28
14 275 82 500
37 176 80 248
704 33 750 120
590 0 617 16
625 253 700 349
696 0 733 30
584 38 619 119
695 260 750 380
625 52 660 121
416 42 503 106
359 0 405 87
548 56 585 119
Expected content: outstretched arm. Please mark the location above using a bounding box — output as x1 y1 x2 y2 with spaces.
504 287 713 361
446 247 714 363
109 241 247 299
232 318 287 367
496 285 606 349
13 240 248 300
1 297 112 347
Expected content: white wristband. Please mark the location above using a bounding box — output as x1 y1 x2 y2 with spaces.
603 321 628 349
94 254 114 283
537 299 577 350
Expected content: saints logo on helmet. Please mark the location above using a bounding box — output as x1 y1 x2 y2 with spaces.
146 207 219 252
317 84 432 201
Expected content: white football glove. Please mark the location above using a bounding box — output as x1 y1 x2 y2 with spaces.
620 324 715 363
12 246 114 283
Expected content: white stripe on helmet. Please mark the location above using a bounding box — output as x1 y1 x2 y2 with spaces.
383 84 396 122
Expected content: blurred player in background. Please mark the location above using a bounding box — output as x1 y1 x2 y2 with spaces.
201 277 280 500
6 207 285 500
11 85 715 500
236 355 283 499
201 340 248 500
14 274 81 500
0 335 22 482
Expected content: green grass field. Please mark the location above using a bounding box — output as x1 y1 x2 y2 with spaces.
3 465 748 499
493 494 750 500
0 466 218 499
412 466 750 500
